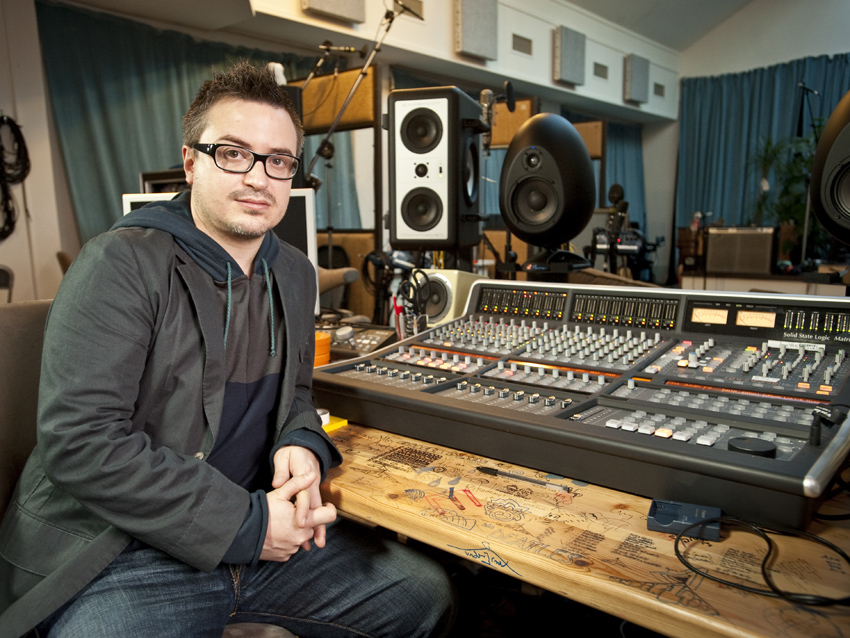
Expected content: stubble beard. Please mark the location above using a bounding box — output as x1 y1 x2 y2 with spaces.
220 188 280 239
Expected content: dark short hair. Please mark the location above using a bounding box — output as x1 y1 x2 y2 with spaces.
182 60 304 154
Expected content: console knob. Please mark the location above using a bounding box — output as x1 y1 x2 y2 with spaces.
335 326 355 342
727 436 777 458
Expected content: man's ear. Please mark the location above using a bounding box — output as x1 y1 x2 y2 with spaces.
182 145 195 185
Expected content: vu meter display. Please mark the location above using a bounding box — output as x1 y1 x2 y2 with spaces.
691 307 729 325
736 310 777 328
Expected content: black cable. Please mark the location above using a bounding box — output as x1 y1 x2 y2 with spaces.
361 251 394 325
300 68 339 118
814 464 850 521
0 114 30 240
674 516 850 607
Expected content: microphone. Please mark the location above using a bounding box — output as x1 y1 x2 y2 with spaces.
798 82 819 95
319 41 358 53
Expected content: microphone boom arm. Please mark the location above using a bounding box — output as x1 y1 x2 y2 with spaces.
305 10 400 189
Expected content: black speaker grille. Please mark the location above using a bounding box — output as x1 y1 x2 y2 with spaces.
512 177 559 226
401 108 443 154
401 187 443 231
831 163 850 218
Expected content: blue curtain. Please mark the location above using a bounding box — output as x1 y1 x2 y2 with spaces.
676 53 850 230
35 0 360 243
480 149 506 221
561 109 647 233
602 121 647 231
303 132 361 230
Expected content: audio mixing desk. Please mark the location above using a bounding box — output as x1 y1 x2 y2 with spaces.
312 281 850 528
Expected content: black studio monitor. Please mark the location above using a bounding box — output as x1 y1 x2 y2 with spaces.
811 89 850 245
499 113 595 249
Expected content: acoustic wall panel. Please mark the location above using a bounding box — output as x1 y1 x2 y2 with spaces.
302 0 365 23
454 0 498 61
623 53 650 104
553 25 585 86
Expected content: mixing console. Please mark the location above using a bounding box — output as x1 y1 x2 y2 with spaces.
312 281 850 528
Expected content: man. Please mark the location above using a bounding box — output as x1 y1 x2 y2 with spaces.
0 61 454 637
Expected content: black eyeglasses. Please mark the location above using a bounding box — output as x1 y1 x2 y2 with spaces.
192 143 300 180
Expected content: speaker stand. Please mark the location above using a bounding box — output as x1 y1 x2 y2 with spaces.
442 246 475 273
502 248 591 282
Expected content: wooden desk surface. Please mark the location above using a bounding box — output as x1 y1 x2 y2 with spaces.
322 424 850 638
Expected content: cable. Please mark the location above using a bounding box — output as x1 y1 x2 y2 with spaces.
814 464 850 521
0 114 30 240
674 516 850 607
300 66 339 118
361 251 394 325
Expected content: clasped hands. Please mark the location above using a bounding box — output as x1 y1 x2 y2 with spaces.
260 445 337 562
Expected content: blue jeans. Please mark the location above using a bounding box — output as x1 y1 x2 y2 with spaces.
36 520 455 637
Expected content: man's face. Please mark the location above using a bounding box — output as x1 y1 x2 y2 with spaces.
183 97 298 246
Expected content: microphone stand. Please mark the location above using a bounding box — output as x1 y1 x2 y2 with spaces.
300 49 330 92
304 9 402 190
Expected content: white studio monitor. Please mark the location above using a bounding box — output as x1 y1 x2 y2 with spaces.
388 86 483 250
419 269 486 327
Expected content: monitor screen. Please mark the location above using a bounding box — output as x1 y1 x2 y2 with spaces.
122 192 178 215
121 189 320 315
274 189 320 316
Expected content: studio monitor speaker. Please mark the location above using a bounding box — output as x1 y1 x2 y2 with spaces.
388 86 483 249
499 113 595 248
811 89 850 245
419 269 486 326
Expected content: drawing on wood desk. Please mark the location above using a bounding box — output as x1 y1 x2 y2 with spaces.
608 570 719 616
325 426 850 638
762 606 843 637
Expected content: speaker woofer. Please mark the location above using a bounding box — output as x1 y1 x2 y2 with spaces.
512 176 560 226
401 187 443 231
833 164 850 217
811 89 850 243
401 108 443 154
422 278 450 319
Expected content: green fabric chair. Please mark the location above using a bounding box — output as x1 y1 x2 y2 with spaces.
0 300 295 638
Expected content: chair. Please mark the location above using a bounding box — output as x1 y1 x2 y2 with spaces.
0 265 13 302
56 251 74 275
0 300 49 519
317 265 359 295
0 301 294 638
